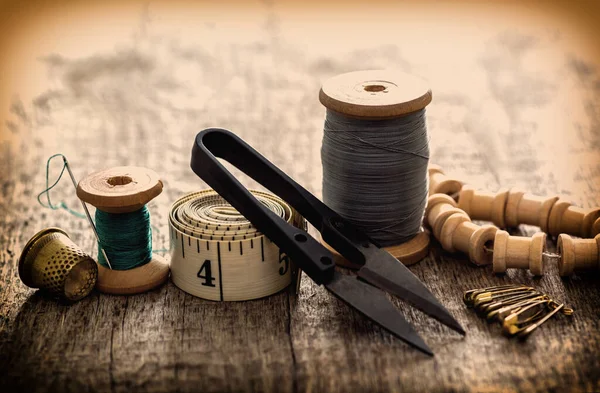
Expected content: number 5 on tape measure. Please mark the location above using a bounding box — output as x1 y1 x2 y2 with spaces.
169 190 304 301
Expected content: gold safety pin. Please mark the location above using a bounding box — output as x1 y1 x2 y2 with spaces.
473 287 535 308
549 300 574 316
516 303 566 340
464 284 574 339
502 299 549 328
463 284 522 306
477 291 542 314
486 294 547 321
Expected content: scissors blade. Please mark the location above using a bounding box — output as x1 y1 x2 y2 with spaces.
325 271 433 356
358 247 465 335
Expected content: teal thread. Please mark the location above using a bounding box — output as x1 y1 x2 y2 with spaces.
37 153 86 218
96 206 153 270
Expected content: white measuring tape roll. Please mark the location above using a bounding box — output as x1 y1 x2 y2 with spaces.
169 189 305 301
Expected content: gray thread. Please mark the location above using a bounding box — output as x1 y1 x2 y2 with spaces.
321 109 430 247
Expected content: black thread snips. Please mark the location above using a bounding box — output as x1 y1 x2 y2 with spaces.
190 128 465 356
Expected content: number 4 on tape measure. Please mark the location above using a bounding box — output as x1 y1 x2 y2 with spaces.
197 260 216 287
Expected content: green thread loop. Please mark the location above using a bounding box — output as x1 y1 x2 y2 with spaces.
37 153 85 219
96 207 153 270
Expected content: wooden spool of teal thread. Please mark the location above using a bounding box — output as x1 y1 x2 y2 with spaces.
76 166 169 295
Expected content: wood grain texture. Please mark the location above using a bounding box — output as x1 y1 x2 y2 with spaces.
1 3 600 392
76 166 163 214
319 70 432 118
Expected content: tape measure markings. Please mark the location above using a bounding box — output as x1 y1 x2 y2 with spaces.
217 242 223 301
169 189 303 301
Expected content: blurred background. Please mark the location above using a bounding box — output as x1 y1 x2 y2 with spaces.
1 0 599 243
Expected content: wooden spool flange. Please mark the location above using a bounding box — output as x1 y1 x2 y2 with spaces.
428 164 463 197
557 234 600 276
492 230 546 276
458 186 509 228
319 70 432 266
76 166 169 295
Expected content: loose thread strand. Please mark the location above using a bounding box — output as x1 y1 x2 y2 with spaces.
37 153 86 219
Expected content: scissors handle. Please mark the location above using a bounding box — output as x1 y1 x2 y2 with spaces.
192 128 354 283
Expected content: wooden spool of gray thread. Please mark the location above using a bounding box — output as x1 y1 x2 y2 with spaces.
319 70 432 267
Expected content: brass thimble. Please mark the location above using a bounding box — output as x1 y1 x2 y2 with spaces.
19 228 98 301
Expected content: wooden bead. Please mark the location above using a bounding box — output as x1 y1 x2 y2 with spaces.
557 234 600 276
548 200 600 238
425 194 468 240
458 186 509 228
594 217 600 237
440 214 498 265
428 165 463 196
492 231 546 275
504 189 558 231
439 212 470 252
425 193 457 219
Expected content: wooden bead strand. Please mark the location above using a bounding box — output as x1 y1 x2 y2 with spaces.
492 231 546 276
423 165 600 277
428 164 463 197
458 186 509 228
557 234 600 276
76 166 169 295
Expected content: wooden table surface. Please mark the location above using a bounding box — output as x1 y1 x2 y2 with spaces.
1 2 599 392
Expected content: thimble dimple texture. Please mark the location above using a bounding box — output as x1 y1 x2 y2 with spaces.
20 229 98 301
64 259 97 301
39 242 97 300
